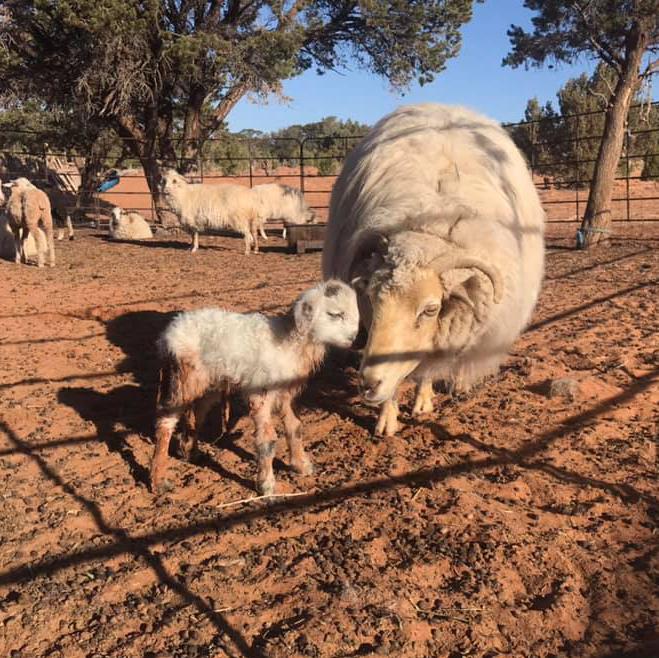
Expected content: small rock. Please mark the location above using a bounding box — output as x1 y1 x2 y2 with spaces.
549 377 580 401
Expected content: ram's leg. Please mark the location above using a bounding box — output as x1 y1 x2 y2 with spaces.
374 396 400 437
189 230 199 253
249 392 277 495
282 226 287 240
250 221 260 254
151 407 183 494
259 226 268 240
280 393 314 476
412 378 434 416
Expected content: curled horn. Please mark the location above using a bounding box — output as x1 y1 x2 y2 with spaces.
429 252 504 304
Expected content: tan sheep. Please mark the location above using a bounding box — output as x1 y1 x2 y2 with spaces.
2 177 56 267
109 207 153 240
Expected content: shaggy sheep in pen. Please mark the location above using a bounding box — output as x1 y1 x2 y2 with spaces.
150 279 360 496
322 103 545 436
252 183 315 240
109 207 153 240
2 177 56 267
160 169 261 254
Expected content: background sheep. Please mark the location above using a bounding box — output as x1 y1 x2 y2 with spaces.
2 177 55 267
150 279 359 496
252 183 315 240
323 103 545 436
45 187 75 241
160 169 261 254
109 207 153 240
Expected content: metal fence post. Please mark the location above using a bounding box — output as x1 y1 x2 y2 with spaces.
299 138 305 195
625 127 631 222
575 115 580 222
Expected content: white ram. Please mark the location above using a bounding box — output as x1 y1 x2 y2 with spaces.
160 170 260 254
109 207 153 240
150 280 359 496
322 103 545 436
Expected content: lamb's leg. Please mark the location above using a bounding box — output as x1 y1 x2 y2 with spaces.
30 224 47 268
193 388 230 440
281 393 314 476
151 407 182 494
43 218 56 267
189 230 199 253
282 227 287 240
259 226 268 240
12 227 22 264
66 214 74 240
374 396 400 437
180 406 198 462
412 378 434 416
249 392 277 495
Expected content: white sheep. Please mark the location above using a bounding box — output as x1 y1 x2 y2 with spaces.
252 183 315 240
323 103 546 436
2 177 56 267
160 169 261 254
150 279 360 496
109 207 153 240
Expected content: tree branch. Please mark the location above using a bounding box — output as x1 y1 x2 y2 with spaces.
573 1 624 73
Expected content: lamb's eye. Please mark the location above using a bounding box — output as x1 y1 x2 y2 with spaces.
328 311 345 320
421 304 440 317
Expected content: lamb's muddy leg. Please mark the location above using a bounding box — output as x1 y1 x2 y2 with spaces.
281 393 314 476
151 407 183 494
249 392 277 495
189 230 199 253
374 396 400 437
412 378 434 416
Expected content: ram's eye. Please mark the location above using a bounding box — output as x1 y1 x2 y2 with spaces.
327 311 345 320
422 304 440 317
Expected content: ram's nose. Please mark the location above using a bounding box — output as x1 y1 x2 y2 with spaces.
359 373 383 402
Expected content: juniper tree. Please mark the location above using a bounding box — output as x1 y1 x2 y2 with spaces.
1 0 481 221
504 0 659 248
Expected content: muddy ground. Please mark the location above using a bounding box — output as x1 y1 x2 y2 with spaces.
0 225 658 658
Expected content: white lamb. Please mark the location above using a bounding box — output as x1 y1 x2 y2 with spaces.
150 280 360 496
160 169 260 254
2 177 55 267
109 207 153 240
252 183 315 240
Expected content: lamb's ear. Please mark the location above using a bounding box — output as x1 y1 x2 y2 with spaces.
294 289 320 333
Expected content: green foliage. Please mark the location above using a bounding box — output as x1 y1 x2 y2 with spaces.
504 0 659 72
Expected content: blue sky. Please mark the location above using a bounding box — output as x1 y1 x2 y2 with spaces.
227 1 600 133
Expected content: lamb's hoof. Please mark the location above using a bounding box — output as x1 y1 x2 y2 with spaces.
257 477 276 497
69 236 75 241
293 457 315 476
153 478 174 496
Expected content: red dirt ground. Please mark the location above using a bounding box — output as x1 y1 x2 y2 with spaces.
0 224 658 658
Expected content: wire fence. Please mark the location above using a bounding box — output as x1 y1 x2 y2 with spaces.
0 102 658 225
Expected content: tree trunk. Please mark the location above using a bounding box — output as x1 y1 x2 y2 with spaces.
578 25 649 249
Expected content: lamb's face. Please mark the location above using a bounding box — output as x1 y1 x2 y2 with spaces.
298 281 360 348
161 170 186 199
359 267 443 405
